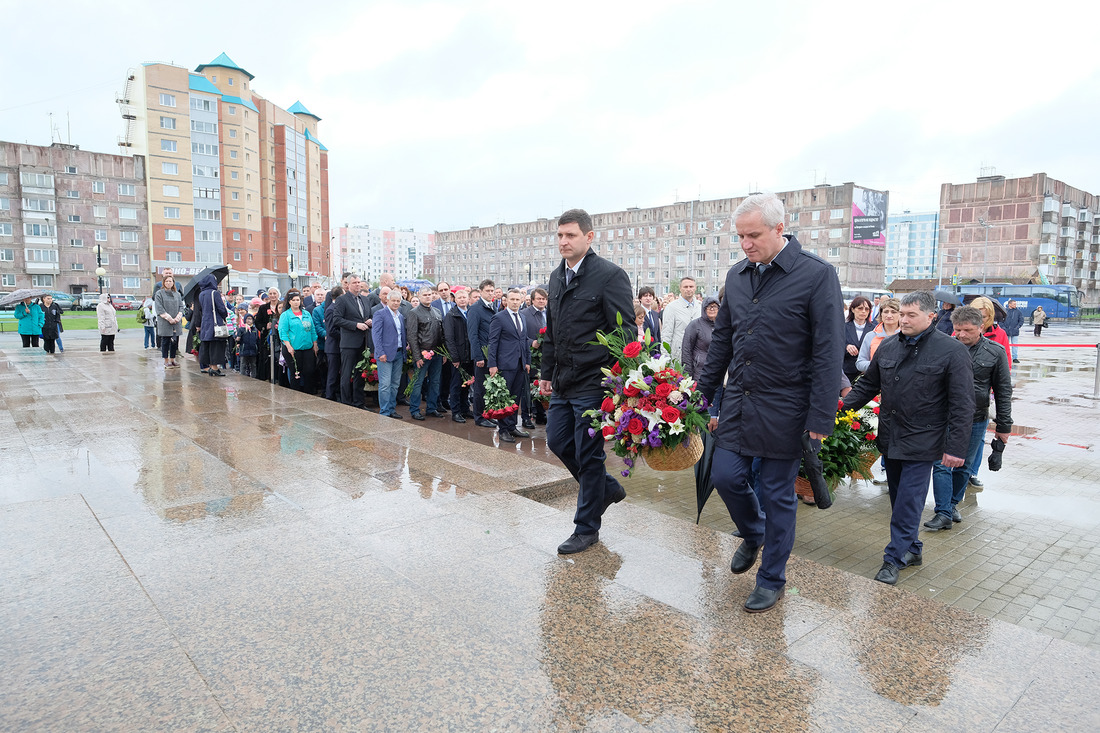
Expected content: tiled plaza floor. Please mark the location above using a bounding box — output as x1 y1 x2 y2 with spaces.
2 326 1098 731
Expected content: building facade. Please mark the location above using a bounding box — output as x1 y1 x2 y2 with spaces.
118 53 330 289
939 173 1099 305
885 210 939 284
0 141 151 297
333 225 436 283
433 183 888 293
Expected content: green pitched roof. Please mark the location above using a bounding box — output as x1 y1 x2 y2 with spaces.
194 52 254 81
287 100 320 121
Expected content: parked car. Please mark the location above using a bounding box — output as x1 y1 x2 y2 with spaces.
78 292 101 310
110 294 139 310
44 291 77 310
0 292 12 310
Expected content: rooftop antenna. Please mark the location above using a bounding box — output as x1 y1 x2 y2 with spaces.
48 112 55 143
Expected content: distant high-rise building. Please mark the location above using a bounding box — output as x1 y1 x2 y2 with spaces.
0 141 150 296
118 53 330 289
333 225 436 283
433 183 888 293
885 210 939 284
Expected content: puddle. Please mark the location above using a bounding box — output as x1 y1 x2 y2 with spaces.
1009 425 1038 435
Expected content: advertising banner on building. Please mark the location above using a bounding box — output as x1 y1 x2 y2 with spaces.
851 187 888 245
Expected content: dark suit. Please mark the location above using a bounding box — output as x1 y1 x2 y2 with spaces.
643 307 662 350
467 297 497 417
488 308 530 434
520 305 548 423
332 291 372 407
444 306 473 416
432 299 455 408
321 292 342 400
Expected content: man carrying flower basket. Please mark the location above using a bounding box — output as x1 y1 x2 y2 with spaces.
541 209 636 555
488 289 532 443
697 193 844 613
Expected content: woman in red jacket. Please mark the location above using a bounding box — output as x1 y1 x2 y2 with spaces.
970 297 1011 371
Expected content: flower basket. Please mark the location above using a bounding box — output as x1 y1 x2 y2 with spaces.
642 432 704 472
851 450 878 480
794 475 815 502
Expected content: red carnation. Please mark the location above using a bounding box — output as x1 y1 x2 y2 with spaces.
655 383 673 398
851 421 862 431
611 362 622 375
601 397 616 413
623 385 641 397
873 406 880 415
866 433 876 441
661 406 681 423
627 418 645 435
622 341 643 358
601 425 615 438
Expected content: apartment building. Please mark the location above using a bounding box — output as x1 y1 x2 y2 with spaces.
433 183 888 293
0 141 150 296
118 53 330 289
885 210 939 284
333 225 437 283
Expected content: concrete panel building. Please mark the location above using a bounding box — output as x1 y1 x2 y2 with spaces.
0 141 150 297
886 210 939 284
118 53 330 290
939 173 1099 306
433 183 888 293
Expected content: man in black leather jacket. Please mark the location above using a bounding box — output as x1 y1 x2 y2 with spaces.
925 305 1012 530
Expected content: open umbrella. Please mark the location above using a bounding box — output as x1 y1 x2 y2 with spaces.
932 289 963 306
694 429 718 523
180 265 230 306
0 288 49 307
961 293 1007 321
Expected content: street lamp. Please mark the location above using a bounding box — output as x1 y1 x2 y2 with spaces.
226 263 233 296
286 254 296 288
92 244 105 294
978 217 993 283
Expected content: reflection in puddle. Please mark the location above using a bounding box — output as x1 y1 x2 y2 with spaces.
161 490 269 521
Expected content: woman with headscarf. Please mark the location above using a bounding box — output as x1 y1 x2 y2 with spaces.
40 295 64 354
97 293 118 352
14 297 44 348
154 273 184 368
278 290 319 393
196 274 228 376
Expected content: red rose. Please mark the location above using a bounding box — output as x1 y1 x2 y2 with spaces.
837 399 844 411
661 406 681 423
611 362 622 375
873 406 880 415
627 418 645 435
623 385 640 397
539 327 547 335
601 397 616 413
622 341 643 358
866 433 876 441
851 421 861 431
370 358 376 363
361 371 368 378
655 383 673 398
601 425 615 438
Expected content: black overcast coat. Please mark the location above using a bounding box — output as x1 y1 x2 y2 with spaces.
841 324 975 461
542 251 634 400
697 235 844 460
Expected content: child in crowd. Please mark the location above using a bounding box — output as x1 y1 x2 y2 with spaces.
238 314 259 378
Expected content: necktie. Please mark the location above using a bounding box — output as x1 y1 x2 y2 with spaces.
513 312 522 336
565 269 574 286
540 310 546 328
355 296 364 319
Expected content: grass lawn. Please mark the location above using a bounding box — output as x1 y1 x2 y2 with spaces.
56 313 147 331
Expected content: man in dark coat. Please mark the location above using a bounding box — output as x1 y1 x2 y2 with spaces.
488 289 532 443
432 281 454 410
443 287 475 422
638 285 662 350
331 275 373 408
321 286 343 400
467 279 499 428
842 291 975 585
697 193 844 613
541 209 635 555
520 287 549 427
1002 298 1024 363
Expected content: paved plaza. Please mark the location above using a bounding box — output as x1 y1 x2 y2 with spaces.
2 325 1099 731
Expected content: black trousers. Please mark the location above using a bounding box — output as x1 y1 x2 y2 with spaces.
325 350 341 399
42 337 56 354
282 346 317 393
449 361 474 416
439 361 453 408
99 334 115 352
340 348 366 407
472 363 490 416
21 334 40 348
199 340 225 369
497 368 526 433
160 336 179 359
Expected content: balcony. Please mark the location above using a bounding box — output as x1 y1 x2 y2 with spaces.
26 262 59 274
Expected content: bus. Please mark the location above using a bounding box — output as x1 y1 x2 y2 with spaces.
841 288 892 303
955 283 1080 320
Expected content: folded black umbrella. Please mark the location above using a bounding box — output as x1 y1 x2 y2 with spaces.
988 437 1005 471
694 429 717 523
800 432 832 510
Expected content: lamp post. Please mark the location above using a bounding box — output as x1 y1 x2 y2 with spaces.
92 244 105 294
286 254 296 289
226 263 233 296
978 217 993 283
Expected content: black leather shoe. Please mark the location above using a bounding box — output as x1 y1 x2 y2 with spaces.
902 551 922 567
522 419 535 429
463 412 477 420
603 485 626 511
557 532 598 554
474 417 496 428
874 562 900 585
511 428 530 438
731 529 744 538
730 543 760 574
744 585 784 613
426 410 447 418
951 507 962 523
923 513 953 531
386 413 403 420
968 476 984 488
397 398 410 406
411 413 425 421
451 414 467 423
498 431 515 443
535 416 547 425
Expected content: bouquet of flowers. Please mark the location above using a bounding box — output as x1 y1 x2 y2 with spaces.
354 346 378 385
817 401 880 488
530 379 549 407
584 313 710 477
437 344 474 388
403 349 436 398
483 373 519 420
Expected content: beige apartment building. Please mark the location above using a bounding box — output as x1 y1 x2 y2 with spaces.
433 183 888 294
939 173 1099 306
0 141 150 297
119 53 330 290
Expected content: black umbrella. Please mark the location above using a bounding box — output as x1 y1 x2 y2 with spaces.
932 289 963 306
694 429 718 523
961 293 1008 322
181 265 230 306
800 432 832 510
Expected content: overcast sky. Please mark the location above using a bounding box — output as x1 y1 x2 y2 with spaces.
4 0 1100 233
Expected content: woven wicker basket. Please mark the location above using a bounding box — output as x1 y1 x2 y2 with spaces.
851 451 878 480
794 475 815 502
642 432 704 472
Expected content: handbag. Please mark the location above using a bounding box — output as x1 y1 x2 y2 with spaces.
210 291 231 339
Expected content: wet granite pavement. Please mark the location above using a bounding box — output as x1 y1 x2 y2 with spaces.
1 327 1098 731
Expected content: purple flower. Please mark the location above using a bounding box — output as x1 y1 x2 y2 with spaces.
678 400 689 409
621 470 630 477
588 428 596 438
624 457 634 467
644 376 654 385
647 433 662 447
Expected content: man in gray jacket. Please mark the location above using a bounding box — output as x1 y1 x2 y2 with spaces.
406 286 444 420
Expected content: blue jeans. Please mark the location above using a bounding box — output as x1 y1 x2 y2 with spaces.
409 354 442 415
144 325 156 348
377 350 404 416
883 458 934 566
546 395 623 536
931 420 988 515
1008 334 1019 361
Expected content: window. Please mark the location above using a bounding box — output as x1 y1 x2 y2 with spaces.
230 171 239 180
828 247 839 258
190 97 214 112
25 249 59 262
232 212 239 221
0 197 7 211
31 275 54 287
121 253 139 266
229 150 237 159
0 223 11 236
166 251 182 262
68 215 81 223
120 231 138 243
812 211 821 221
196 230 221 242
20 173 54 187
118 183 136 196
0 173 7 185
161 139 177 152
231 191 239 201
233 234 241 243
95 229 107 241
93 205 106 217
0 249 13 261
163 185 179 197
71 262 84 270
123 277 141 289
159 116 176 130
229 129 237 138
192 165 218 177
194 208 220 221
89 181 104 194
22 197 54 212
66 190 79 199
69 238 83 247
63 165 77 174
23 222 56 237
118 207 137 220
190 120 217 134
810 230 819 239
162 162 178 175
191 143 218 156
1 274 14 287
163 207 180 219
228 77 234 86
228 106 236 115
165 229 181 241
830 209 844 219
829 228 843 238
159 93 176 107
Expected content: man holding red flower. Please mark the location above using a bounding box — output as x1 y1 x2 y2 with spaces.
488 289 532 443
521 287 550 427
